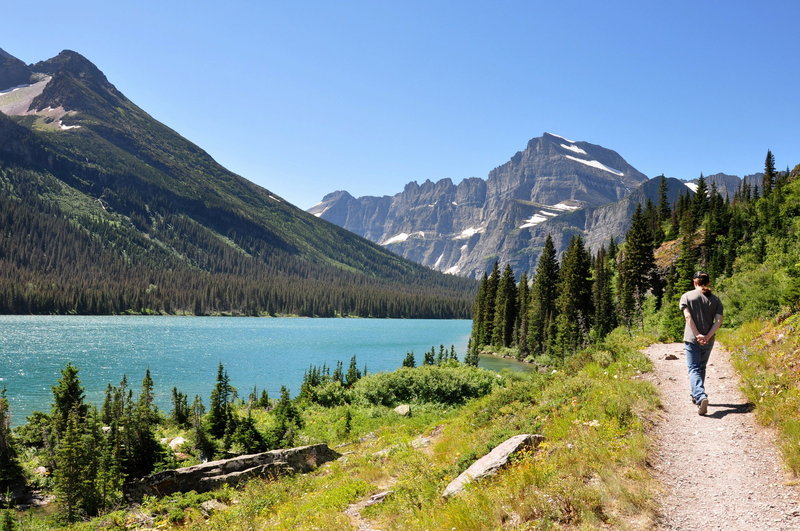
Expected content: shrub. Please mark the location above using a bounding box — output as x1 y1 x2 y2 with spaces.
352 364 502 407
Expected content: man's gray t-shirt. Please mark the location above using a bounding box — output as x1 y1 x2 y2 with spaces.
679 289 724 344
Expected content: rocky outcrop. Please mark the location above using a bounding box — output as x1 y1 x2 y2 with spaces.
442 434 544 498
124 443 340 500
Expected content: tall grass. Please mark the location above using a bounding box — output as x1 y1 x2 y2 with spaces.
722 314 800 475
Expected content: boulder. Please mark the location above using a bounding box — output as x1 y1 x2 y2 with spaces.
124 443 340 501
394 404 411 416
442 434 544 498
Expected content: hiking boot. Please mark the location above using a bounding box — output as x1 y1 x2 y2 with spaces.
697 397 708 416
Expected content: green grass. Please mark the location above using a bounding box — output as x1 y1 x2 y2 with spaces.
189 329 660 530
721 313 800 475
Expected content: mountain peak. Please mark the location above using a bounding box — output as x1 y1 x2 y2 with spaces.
33 50 109 83
0 47 34 91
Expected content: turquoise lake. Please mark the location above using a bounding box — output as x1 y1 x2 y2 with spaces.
0 316 525 426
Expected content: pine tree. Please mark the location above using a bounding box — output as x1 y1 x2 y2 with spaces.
554 235 593 355
515 272 530 355
469 273 489 349
658 174 671 221
763 149 776 196
0 389 23 493
271 386 302 448
208 363 233 439
527 234 559 356
171 387 189 426
492 264 518 348
617 203 657 328
332 361 344 384
53 408 92 522
51 364 87 440
481 262 501 345
692 174 709 223
402 351 416 367
345 356 361 387
232 412 267 454
592 246 617 338
137 368 158 425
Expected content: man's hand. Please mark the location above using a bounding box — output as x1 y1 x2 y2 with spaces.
696 334 707 345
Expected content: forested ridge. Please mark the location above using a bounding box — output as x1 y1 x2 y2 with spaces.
0 51 476 318
469 152 800 360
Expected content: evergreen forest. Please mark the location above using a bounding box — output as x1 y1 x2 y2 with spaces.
469 153 800 362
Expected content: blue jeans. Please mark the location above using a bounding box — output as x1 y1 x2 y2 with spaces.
685 341 713 403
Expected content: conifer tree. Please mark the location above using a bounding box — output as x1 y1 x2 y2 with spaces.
345 356 361 387
527 235 559 355
469 273 489 349
402 351 416 367
481 262 501 345
763 149 776 196
208 363 233 439
0 389 23 493
492 264 517 348
53 408 93 522
658 174 671 221
515 272 530 355
271 386 302 448
618 203 656 327
171 387 189 426
423 349 435 365
554 235 593 354
692 174 709 223
232 412 267 454
332 361 344 384
51 364 87 440
592 246 617 338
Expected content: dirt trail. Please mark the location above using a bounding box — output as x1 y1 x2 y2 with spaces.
645 343 800 530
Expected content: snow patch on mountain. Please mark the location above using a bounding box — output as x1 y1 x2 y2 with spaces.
58 120 81 130
453 227 483 240
551 202 581 212
519 214 549 229
684 182 699 192
560 143 588 155
564 155 624 177
546 132 576 143
383 233 410 245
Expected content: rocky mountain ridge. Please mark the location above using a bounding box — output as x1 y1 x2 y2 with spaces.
310 134 762 278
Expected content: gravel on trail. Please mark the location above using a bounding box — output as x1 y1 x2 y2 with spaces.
644 342 800 530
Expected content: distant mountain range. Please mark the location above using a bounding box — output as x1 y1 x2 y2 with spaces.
309 133 763 278
0 48 475 317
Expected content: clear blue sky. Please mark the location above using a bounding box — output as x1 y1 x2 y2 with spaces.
2 1 798 209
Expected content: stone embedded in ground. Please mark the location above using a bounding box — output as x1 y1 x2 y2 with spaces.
124 443 340 500
200 499 228 513
665 353 679 360
365 490 393 506
442 433 544 498
394 404 411 416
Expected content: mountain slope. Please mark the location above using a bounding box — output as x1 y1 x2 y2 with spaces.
310 133 649 277
0 49 475 317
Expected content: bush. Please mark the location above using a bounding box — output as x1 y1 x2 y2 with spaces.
352 364 502 407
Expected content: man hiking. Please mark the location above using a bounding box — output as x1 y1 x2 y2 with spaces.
680 271 724 416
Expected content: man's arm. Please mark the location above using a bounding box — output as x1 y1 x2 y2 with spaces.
683 307 703 342
706 314 723 340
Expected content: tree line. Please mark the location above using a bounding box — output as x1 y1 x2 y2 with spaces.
0 166 475 319
470 152 800 360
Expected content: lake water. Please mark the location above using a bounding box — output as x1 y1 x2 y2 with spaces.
0 316 525 426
